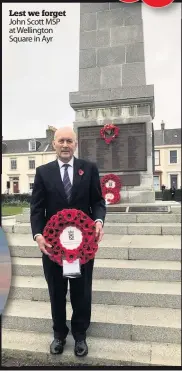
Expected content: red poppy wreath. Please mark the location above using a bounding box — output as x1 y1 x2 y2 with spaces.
100 124 119 145
101 174 121 190
43 209 99 266
102 187 121 205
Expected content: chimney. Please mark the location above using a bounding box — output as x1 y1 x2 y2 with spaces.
46 126 57 142
161 120 165 131
161 120 165 145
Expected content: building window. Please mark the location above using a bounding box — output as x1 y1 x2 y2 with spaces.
29 159 35 169
29 139 36 151
29 175 35 193
153 175 160 191
10 159 17 170
170 150 177 164
154 150 160 166
170 174 178 189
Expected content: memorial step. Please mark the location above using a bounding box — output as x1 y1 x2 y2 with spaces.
15 212 181 224
104 223 181 235
2 222 181 235
106 213 181 223
9 276 181 309
23 201 181 214
106 204 181 214
2 299 180 344
11 257 181 282
6 233 181 262
2 330 181 366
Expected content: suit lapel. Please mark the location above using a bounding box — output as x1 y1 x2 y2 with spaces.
70 157 84 203
52 160 68 202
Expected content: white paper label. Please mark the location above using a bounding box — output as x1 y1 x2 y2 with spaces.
63 258 81 278
105 180 116 188
59 226 82 250
105 193 114 201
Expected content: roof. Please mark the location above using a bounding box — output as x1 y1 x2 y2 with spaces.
2 137 54 154
154 128 181 146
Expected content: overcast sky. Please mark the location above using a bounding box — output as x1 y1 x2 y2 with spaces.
2 2 181 140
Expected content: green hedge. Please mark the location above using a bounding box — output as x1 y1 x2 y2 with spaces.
2 194 31 206
1 190 181 206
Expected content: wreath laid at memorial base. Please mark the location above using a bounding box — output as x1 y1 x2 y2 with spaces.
101 174 121 205
43 209 99 266
101 173 122 190
100 124 119 144
102 187 121 204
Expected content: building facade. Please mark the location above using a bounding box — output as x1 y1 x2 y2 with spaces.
154 122 181 191
2 124 181 194
2 127 56 194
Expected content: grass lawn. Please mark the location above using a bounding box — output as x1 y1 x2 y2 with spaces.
2 206 24 216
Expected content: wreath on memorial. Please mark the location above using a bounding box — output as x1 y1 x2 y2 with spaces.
102 187 121 204
101 174 122 205
101 174 122 190
43 209 99 266
100 124 119 144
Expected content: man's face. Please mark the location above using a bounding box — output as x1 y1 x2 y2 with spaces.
53 130 77 162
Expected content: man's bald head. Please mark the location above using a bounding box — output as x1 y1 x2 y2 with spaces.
52 126 77 162
54 126 77 142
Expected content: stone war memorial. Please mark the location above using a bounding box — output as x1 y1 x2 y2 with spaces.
1 2 181 367
70 2 155 204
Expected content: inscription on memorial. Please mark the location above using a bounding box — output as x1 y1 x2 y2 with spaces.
78 123 147 172
129 206 169 213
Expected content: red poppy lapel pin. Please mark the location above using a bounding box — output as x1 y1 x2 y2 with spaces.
78 169 84 176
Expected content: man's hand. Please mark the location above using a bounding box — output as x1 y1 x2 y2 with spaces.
95 221 104 243
36 234 52 256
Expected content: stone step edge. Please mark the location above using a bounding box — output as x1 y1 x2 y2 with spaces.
9 244 182 250
2 329 181 366
11 275 181 295
11 257 181 270
3 222 181 227
3 225 181 236
3 299 180 329
15 212 181 216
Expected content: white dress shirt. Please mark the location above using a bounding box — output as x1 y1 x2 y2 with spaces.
58 157 74 184
34 157 103 240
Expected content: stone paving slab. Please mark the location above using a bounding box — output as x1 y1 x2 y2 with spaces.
8 245 181 262
2 299 181 343
15 213 181 224
9 276 181 309
5 233 182 261
5 232 181 248
11 257 181 282
2 330 181 366
2 222 181 235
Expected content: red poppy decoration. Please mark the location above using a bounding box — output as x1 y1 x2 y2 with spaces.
43 209 99 266
101 174 121 190
78 169 84 176
100 124 119 145
102 187 121 205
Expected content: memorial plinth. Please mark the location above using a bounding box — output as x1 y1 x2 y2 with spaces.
69 2 155 203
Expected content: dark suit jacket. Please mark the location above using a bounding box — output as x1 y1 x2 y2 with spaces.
30 157 106 238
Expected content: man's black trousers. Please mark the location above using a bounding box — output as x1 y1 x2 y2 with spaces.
42 254 94 341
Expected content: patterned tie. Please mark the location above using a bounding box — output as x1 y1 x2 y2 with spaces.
62 164 72 202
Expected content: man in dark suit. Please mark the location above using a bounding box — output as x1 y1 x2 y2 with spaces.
30 126 106 357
